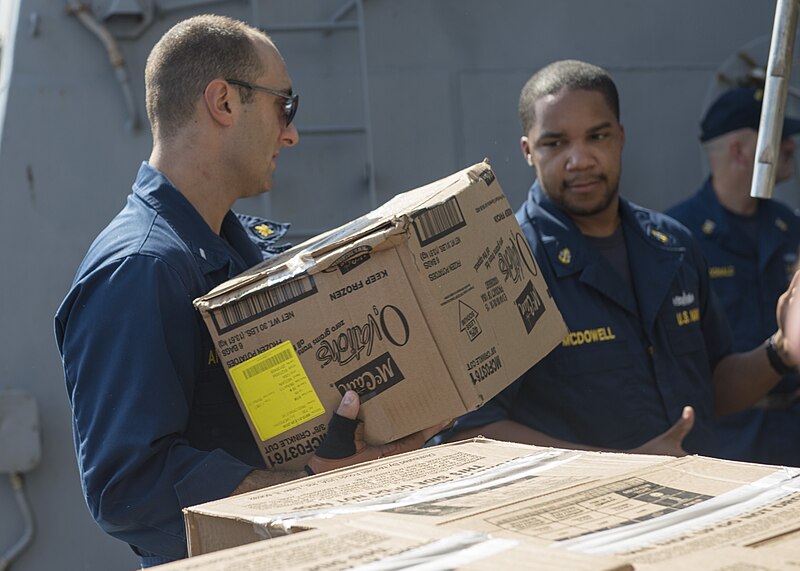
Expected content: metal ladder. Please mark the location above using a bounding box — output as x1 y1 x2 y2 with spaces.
258 0 378 210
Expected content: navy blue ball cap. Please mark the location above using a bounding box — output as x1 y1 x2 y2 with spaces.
700 87 800 142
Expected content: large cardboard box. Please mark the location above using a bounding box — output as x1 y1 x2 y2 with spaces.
193 162 566 470
184 438 800 568
183 438 670 555
431 454 800 566
164 517 633 570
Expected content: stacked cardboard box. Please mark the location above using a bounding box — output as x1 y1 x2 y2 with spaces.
161 516 632 570
183 438 800 570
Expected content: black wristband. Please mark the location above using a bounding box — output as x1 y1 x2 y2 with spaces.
313 413 359 459
766 336 796 376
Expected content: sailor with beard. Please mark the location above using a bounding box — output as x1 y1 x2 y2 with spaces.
446 60 800 460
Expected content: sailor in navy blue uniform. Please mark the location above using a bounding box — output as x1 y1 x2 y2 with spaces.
55 16 444 567
668 87 800 466
451 61 799 457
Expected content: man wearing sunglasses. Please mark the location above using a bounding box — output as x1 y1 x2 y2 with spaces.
55 14 444 567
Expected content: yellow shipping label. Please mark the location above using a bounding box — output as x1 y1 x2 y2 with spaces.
229 341 326 441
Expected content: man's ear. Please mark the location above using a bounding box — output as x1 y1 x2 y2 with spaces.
204 79 235 127
729 139 749 169
521 136 534 167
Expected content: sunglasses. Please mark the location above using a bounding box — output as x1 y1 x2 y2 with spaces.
226 78 299 125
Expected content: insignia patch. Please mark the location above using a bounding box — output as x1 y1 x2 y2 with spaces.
702 220 715 235
672 291 695 307
253 223 274 237
709 266 735 278
650 229 668 244
558 248 572 265
776 218 788 232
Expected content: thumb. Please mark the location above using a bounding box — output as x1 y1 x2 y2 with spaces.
668 406 695 443
336 390 360 420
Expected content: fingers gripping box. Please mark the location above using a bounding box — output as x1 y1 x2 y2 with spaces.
193 161 567 470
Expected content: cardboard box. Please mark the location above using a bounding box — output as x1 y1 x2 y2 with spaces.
164 517 633 570
184 438 800 568
193 162 567 470
432 455 800 565
183 438 670 555
641 546 800 570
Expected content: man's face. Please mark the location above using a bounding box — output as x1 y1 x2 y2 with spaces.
521 88 625 219
739 130 796 184
234 39 299 197
776 136 797 183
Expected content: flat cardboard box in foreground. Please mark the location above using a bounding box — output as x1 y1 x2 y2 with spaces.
162 517 632 571
184 438 800 569
194 161 566 470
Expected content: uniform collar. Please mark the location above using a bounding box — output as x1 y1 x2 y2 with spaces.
523 182 683 271
698 176 792 266
523 181 686 334
132 162 266 274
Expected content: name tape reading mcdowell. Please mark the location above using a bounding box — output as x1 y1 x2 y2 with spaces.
413 196 467 247
212 275 318 334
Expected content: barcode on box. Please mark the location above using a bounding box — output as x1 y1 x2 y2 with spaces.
211 275 318 334
412 196 467 246
242 346 293 379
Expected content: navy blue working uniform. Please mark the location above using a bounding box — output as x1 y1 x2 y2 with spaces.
668 178 800 466
54 163 290 564
455 183 732 454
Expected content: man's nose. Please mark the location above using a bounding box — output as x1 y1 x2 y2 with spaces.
565 143 594 170
282 122 299 147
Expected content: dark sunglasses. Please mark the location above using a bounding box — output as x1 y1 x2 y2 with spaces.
226 78 299 125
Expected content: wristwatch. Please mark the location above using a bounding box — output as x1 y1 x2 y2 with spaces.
766 335 796 376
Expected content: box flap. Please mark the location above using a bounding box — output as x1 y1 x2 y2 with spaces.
193 161 492 312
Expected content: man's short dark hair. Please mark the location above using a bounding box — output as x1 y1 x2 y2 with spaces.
145 14 270 140
519 60 620 134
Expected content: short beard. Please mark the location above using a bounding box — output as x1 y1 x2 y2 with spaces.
551 178 619 218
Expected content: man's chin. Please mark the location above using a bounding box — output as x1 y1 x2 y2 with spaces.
564 195 617 218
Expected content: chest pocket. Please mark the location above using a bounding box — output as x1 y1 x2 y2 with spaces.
194 343 239 413
188 327 251 449
554 338 633 375
662 306 705 356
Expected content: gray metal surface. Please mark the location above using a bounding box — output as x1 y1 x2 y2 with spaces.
0 1 795 569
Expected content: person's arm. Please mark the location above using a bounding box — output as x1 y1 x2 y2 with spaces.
712 337 784 416
452 406 695 457
56 257 257 559
232 470 306 495
712 271 800 416
452 420 598 449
